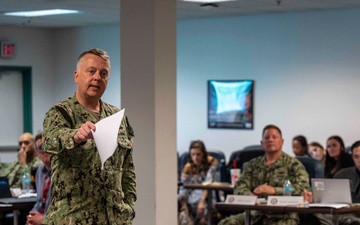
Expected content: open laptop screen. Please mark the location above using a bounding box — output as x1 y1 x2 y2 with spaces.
0 176 12 198
311 178 352 204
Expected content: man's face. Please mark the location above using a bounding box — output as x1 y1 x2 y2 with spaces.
35 138 50 165
74 53 110 101
352 146 360 172
18 133 35 156
261 128 284 154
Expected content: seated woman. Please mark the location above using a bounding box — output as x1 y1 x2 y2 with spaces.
308 141 326 167
325 135 354 178
178 140 218 225
292 135 310 157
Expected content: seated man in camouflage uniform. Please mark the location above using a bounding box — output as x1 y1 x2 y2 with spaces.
219 124 309 225
0 132 42 188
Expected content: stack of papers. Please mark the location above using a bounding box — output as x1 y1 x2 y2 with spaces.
308 203 350 209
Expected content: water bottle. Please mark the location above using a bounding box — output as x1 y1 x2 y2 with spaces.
22 170 31 194
283 177 292 196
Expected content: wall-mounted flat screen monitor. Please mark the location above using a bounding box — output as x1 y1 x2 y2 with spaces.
208 80 254 129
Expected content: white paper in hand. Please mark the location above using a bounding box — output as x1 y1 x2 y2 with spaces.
92 108 125 170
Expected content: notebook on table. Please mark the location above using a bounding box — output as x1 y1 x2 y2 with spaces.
311 178 352 204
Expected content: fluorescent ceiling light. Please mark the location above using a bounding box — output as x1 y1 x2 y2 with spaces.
182 0 234 2
4 9 79 17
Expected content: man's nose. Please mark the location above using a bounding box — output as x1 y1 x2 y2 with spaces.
93 71 102 80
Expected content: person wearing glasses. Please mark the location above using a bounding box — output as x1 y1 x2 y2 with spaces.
42 48 136 225
0 132 42 188
303 141 360 225
26 132 51 225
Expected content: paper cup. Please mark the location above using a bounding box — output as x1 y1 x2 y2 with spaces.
230 169 241 187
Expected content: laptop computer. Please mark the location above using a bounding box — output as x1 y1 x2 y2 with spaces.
311 178 352 204
0 176 13 198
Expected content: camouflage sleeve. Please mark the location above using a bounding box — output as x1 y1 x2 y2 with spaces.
120 116 137 210
42 106 78 155
1 161 24 188
234 160 255 196
287 158 309 196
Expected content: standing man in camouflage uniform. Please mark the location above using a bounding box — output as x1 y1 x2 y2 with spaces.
0 132 42 188
218 124 309 225
42 48 136 225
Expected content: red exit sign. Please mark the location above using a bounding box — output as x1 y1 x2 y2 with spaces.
1 42 16 58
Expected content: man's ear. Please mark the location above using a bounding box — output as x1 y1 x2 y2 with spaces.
74 70 78 84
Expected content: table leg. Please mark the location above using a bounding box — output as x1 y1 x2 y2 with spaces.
207 191 213 225
245 210 250 225
332 215 339 225
13 210 18 225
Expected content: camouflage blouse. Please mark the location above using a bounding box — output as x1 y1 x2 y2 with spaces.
42 94 136 225
234 152 309 224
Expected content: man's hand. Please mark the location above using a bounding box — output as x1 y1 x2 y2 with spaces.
18 148 27 165
303 189 313 203
74 121 96 144
27 211 44 225
253 184 276 195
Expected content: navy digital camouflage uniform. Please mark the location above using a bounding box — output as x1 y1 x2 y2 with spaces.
218 152 309 225
0 157 42 188
42 94 136 225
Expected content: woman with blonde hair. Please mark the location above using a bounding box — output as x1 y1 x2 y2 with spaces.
308 141 326 167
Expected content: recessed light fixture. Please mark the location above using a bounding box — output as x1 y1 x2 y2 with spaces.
182 0 234 3
4 9 79 17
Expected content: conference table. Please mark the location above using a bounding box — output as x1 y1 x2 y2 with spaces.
183 182 233 225
0 197 36 225
216 202 360 225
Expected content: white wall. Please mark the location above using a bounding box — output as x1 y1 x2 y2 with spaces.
177 8 360 160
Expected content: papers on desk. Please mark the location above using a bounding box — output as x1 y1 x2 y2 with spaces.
308 203 350 209
92 109 125 170
0 204 12 207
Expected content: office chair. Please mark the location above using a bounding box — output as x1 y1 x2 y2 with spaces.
225 147 265 183
296 156 324 186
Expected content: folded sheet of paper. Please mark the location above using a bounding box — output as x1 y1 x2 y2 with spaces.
92 108 125 170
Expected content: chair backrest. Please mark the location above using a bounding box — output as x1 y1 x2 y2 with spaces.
178 152 190 175
208 150 226 181
225 148 265 183
296 156 324 186
345 146 352 155
243 145 264 151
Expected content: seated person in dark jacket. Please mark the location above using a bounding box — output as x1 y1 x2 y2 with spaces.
304 140 360 225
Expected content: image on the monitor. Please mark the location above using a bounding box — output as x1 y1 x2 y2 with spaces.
208 80 254 129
